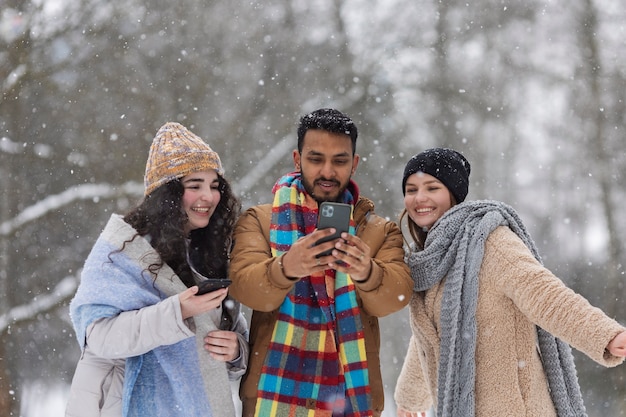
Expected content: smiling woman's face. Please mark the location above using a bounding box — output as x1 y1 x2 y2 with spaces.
403 172 454 230
181 170 221 234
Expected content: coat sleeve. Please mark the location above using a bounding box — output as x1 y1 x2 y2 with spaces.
486 227 626 367
229 206 299 312
65 346 125 417
85 294 195 359
226 310 250 379
352 213 413 317
394 334 433 413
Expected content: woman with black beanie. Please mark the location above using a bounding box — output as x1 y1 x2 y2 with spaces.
394 148 626 417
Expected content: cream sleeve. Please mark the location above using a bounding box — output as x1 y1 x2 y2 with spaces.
394 334 433 413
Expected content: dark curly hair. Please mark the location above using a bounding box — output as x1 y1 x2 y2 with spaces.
123 174 241 287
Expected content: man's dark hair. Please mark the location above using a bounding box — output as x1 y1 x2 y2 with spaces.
297 108 358 155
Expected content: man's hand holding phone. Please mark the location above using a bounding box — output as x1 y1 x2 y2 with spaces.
278 202 372 280
328 232 373 282
314 202 372 281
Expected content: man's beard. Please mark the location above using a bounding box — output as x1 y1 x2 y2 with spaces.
301 175 348 204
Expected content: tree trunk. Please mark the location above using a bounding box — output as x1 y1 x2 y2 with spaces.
580 0 623 319
0 334 15 417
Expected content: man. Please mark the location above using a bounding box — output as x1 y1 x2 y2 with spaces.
229 108 413 417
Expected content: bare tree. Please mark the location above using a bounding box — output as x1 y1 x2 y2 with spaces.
1 0 625 415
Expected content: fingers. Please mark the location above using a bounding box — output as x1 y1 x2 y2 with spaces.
204 330 239 362
284 230 371 278
328 234 371 276
607 331 626 357
179 285 200 301
179 287 228 320
309 228 341 259
342 234 370 261
281 229 339 278
197 287 229 301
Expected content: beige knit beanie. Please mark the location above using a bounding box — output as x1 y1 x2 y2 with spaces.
144 122 224 196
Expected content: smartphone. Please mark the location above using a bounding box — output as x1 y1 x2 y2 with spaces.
195 279 232 295
314 202 352 257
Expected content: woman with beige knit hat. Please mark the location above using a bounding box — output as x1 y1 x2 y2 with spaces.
66 122 248 417
394 148 626 417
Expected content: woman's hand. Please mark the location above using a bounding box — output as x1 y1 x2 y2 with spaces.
607 330 626 357
179 286 228 320
204 330 240 361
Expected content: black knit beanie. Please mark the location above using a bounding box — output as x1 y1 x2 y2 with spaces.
402 148 471 203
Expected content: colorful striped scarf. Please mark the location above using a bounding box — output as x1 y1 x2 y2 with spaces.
255 172 371 417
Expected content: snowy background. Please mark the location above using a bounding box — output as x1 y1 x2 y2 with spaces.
1 0 625 415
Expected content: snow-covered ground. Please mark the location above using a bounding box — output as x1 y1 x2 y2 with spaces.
21 381 433 416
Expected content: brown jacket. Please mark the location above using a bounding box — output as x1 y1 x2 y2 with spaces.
229 197 413 417
394 226 625 416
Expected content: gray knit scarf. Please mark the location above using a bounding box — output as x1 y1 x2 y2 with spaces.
407 200 587 417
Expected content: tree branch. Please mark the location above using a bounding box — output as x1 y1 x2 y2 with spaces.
0 274 79 333
0 181 143 236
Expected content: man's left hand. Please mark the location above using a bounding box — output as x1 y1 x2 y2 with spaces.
328 233 372 282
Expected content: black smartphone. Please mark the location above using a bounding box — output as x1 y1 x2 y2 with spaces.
314 202 352 257
195 279 232 295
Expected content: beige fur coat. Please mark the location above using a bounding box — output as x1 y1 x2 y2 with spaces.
395 226 625 416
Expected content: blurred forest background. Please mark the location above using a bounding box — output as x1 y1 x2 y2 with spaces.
1 0 625 415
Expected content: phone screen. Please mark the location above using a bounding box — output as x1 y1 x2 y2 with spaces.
314 202 352 257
